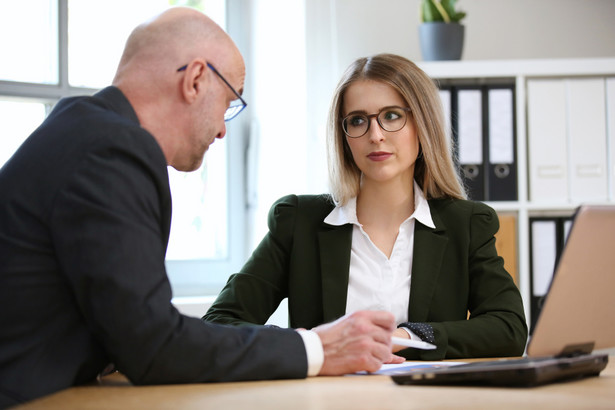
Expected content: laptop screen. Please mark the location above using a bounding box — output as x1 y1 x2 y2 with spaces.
527 205 615 357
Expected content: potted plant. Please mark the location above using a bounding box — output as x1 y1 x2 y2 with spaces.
419 0 467 61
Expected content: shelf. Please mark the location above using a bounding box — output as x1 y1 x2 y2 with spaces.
418 57 615 79
419 58 615 329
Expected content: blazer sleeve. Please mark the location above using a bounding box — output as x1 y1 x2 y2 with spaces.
51 134 307 384
400 201 528 360
204 195 300 326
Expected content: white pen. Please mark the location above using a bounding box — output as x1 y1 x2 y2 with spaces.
391 336 437 350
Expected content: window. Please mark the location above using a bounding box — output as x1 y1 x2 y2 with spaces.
0 100 49 168
0 0 245 297
0 1 58 84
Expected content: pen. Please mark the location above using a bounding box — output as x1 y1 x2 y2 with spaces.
391 336 437 350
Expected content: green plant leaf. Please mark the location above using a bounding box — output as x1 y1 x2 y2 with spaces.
440 0 466 23
421 0 444 22
451 11 466 22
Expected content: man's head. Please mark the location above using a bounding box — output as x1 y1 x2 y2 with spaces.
112 7 245 171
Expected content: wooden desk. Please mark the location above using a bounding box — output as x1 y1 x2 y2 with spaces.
17 359 615 409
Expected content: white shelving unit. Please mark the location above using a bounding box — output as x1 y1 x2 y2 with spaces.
418 58 615 322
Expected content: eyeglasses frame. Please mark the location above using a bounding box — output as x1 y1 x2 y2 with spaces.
177 62 247 121
341 106 411 138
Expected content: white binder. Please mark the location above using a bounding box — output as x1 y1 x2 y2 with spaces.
567 78 608 202
527 79 568 202
531 220 557 299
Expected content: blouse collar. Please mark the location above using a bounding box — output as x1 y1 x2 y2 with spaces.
324 181 435 229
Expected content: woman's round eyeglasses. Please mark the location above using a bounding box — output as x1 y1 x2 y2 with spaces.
342 106 411 138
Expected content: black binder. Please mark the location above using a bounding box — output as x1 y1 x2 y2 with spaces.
448 84 517 201
452 86 485 200
486 86 517 201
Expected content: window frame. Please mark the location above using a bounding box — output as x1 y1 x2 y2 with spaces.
0 0 247 298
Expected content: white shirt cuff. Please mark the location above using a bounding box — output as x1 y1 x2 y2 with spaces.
297 329 324 376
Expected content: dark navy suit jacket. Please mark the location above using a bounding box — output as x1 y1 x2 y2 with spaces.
0 87 306 407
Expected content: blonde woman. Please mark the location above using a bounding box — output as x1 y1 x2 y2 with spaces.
205 54 527 360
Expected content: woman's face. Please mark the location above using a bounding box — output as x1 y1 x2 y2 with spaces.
342 79 420 187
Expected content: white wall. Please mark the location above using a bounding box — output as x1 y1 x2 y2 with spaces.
321 0 615 76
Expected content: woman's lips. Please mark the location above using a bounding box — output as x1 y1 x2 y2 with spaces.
367 151 392 161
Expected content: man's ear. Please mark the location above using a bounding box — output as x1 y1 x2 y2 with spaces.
180 59 208 103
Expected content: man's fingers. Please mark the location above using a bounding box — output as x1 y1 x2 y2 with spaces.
385 354 406 364
314 310 406 375
336 310 396 350
352 310 397 331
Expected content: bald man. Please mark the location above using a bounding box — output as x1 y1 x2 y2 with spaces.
0 7 400 407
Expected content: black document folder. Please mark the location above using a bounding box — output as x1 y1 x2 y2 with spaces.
449 84 517 201
392 205 615 387
454 86 485 200
486 86 517 201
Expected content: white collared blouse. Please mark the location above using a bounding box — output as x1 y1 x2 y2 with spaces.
324 181 435 325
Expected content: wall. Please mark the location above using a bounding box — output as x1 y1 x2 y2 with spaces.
323 0 615 76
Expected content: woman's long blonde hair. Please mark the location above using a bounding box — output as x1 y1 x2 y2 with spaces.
327 53 466 205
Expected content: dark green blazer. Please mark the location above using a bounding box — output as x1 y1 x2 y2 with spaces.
205 194 528 360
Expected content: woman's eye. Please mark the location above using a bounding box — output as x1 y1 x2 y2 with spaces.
348 116 366 127
383 111 402 121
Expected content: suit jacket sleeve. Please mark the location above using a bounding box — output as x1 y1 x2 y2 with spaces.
50 127 307 384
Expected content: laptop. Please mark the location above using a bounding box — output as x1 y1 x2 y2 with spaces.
392 204 615 387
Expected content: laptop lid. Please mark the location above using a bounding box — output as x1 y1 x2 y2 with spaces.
527 204 615 357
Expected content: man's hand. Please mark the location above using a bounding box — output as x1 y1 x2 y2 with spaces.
312 310 404 375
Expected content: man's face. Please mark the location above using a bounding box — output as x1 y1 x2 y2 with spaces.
180 53 245 172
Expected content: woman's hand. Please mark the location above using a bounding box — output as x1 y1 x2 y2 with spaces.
391 327 411 353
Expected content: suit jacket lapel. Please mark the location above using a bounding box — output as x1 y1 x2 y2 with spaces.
318 223 353 323
408 209 448 322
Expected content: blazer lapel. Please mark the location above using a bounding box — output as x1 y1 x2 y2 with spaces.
408 211 448 322
318 223 353 323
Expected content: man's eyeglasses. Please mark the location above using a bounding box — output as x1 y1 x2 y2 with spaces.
342 106 411 138
177 62 247 121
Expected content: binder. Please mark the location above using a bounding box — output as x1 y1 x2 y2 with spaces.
455 87 485 200
567 78 608 202
527 79 568 202
487 87 517 201
529 216 573 333
528 78 608 202
447 84 518 201
494 213 518 285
